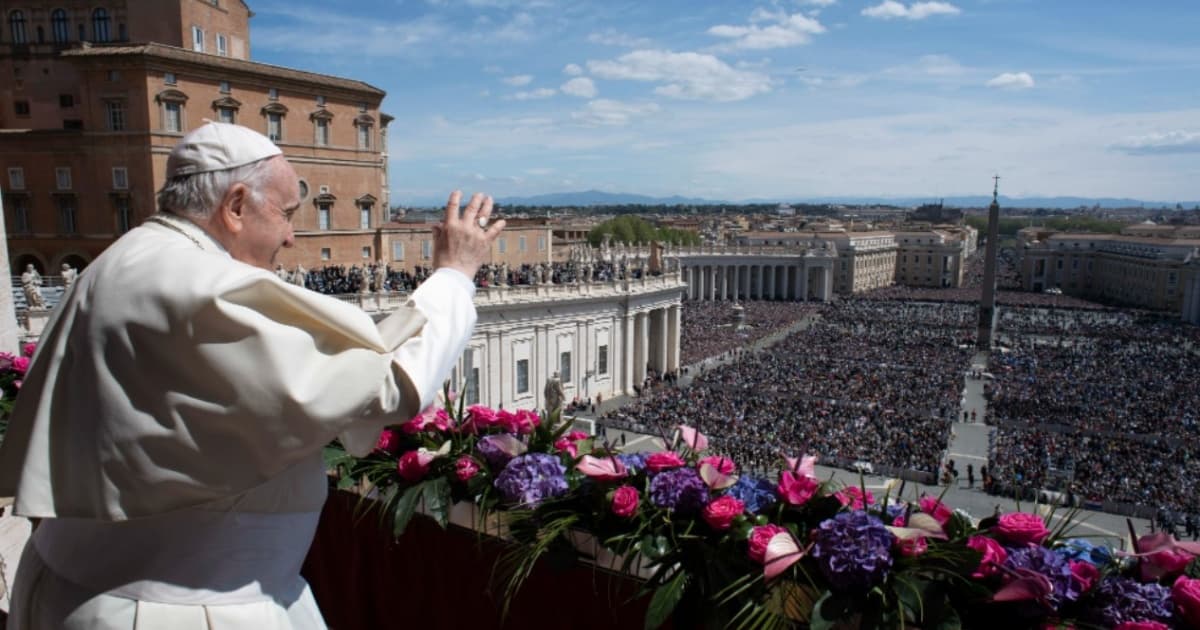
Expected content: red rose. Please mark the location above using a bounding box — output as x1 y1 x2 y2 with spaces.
397 450 431 482
1173 575 1200 629
21 342 36 357
11 356 30 375
836 486 875 510
1069 560 1100 594
702 495 744 531
967 535 1008 579
748 524 788 564
455 456 480 482
375 429 401 453
777 471 819 506
897 536 928 557
466 405 498 429
611 485 639 518
645 451 685 473
993 513 1049 546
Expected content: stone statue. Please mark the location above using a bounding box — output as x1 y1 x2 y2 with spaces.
21 264 46 310
291 264 307 287
61 262 79 289
544 371 565 415
499 262 509 286
583 262 593 283
274 264 289 282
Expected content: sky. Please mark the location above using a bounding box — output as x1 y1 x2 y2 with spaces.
247 0 1200 206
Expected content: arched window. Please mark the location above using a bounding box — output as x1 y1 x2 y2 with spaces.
8 10 27 45
92 8 110 42
51 9 69 43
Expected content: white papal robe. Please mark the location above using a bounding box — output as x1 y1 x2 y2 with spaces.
0 213 477 628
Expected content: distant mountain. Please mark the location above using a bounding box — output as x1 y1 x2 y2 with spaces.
414 189 1199 210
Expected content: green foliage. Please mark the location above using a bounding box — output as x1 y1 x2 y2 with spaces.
965 215 1128 237
587 215 701 247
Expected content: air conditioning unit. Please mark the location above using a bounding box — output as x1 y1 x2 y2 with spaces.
319 185 330 195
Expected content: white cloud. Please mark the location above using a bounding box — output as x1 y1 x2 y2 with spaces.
563 63 584 76
587 29 654 48
707 11 825 50
862 1 961 20
799 0 837 6
512 87 557 100
571 99 661 126
1111 130 1200 155
503 74 533 86
494 12 535 41
561 77 598 98
587 50 771 102
915 54 965 76
985 72 1035 89
252 7 450 57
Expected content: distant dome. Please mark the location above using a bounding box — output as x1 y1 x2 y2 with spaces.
1141 219 1156 225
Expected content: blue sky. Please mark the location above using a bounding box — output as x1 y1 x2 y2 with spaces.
247 0 1200 205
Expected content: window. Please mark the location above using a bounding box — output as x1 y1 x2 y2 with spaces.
51 9 69 43
357 124 370 150
463 350 479 405
164 72 177 85
8 10 26 45
192 26 204 52
14 100 29 117
57 196 77 233
316 95 325 106
267 113 282 141
9 195 30 233
320 248 331 261
115 195 132 233
217 107 235 124
315 118 330 146
560 351 571 382
421 240 431 259
164 102 182 132
7 167 24 190
392 241 405 261
112 167 128 189
108 70 120 82
598 345 608 375
538 236 546 251
359 203 372 229
55 167 72 190
516 359 529 394
317 204 330 230
268 87 278 100
106 100 125 130
60 94 74 108
219 80 230 94
92 8 109 42
519 235 527 252
498 237 507 253
216 33 227 56
361 246 371 259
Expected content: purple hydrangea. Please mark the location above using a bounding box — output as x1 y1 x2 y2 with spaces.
477 434 522 469
724 476 778 514
617 453 648 475
811 511 895 592
1088 577 1174 627
1003 545 1078 609
649 467 709 514
494 453 568 508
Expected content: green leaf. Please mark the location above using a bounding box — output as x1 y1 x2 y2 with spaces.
424 477 451 529
644 569 689 630
810 591 853 630
934 605 962 630
392 482 424 538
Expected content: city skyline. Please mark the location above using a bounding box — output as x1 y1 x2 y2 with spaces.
249 0 1200 206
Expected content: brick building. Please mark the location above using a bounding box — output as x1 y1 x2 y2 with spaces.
1 0 391 272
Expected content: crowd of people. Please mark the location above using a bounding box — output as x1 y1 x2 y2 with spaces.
985 310 1200 513
678 301 821 366
601 299 971 477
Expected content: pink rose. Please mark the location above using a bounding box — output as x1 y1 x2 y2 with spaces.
1173 575 1200 629
897 536 927 557
466 405 498 430
611 485 639 518
777 471 819 506
919 496 954 526
553 438 579 457
0 353 13 371
697 456 736 476
748 524 788 564
375 429 401 453
513 410 541 434
21 342 36 357
702 495 744 531
645 452 686 473
1069 560 1099 594
1114 621 1169 630
397 450 432 482
993 513 1049 546
495 409 519 433
402 406 451 434
455 456 480 482
967 535 1008 579
11 356 30 375
836 486 875 511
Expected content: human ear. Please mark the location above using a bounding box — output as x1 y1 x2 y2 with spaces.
219 183 249 235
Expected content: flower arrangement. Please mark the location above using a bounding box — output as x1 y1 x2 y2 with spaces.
0 342 36 441
325 389 1200 629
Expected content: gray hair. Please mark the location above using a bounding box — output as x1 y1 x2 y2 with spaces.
156 158 275 220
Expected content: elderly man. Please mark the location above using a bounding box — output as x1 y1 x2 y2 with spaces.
0 122 504 629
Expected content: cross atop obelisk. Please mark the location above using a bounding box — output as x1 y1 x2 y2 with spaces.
977 175 1002 349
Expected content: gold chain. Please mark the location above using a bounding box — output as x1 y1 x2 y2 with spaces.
144 214 205 250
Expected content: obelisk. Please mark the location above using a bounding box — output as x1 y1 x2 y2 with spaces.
977 176 1001 349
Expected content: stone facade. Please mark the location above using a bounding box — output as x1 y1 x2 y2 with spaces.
893 227 976 288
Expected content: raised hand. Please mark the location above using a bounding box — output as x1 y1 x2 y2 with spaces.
431 191 506 279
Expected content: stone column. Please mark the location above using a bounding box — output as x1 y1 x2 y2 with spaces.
709 265 717 301
799 264 809 301
767 266 776 300
634 312 649 386
756 265 765 300
732 265 740 301
623 313 636 394
667 304 681 371
718 265 727 301
820 266 833 301
792 265 802 301
655 308 668 373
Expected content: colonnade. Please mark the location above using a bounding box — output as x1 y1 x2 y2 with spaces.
621 304 681 393
680 262 832 302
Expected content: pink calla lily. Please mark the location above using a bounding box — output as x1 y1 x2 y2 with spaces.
763 531 805 581
992 568 1054 604
887 512 949 541
783 454 818 479
698 461 739 491
1129 532 1200 581
576 455 629 481
677 425 708 452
